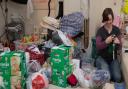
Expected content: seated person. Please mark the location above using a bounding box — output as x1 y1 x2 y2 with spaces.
96 8 122 82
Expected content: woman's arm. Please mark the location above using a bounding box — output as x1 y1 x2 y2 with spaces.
96 36 108 50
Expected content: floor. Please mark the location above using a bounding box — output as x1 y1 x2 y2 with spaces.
48 84 89 89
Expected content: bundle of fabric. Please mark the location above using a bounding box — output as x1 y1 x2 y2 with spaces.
40 16 60 31
60 12 84 37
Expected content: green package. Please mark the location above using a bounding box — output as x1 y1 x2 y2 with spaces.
0 51 27 89
51 74 68 88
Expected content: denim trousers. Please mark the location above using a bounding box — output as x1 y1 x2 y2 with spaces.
95 56 122 82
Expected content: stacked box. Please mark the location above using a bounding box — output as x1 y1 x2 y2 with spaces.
50 45 73 88
0 51 27 89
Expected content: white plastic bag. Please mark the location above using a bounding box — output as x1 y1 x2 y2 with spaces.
27 72 49 89
27 60 41 74
57 30 73 46
73 68 90 88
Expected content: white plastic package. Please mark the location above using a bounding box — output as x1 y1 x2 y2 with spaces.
27 60 41 74
27 72 49 89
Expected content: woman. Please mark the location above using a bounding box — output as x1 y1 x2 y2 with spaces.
96 8 122 82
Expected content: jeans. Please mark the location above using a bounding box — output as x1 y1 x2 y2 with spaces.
95 56 122 82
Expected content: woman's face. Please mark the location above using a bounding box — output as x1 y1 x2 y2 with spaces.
105 14 113 26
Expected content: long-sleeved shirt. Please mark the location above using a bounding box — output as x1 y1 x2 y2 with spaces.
96 25 122 60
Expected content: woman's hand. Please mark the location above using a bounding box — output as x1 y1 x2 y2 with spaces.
113 37 120 44
105 35 113 44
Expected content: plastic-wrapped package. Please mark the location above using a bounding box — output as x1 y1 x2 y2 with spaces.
91 70 110 88
67 74 78 86
82 62 95 82
39 68 52 82
27 72 49 89
60 12 84 37
27 60 41 74
73 68 90 88
26 45 45 65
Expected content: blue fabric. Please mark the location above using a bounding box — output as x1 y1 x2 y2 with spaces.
96 57 122 82
114 82 126 89
60 12 84 37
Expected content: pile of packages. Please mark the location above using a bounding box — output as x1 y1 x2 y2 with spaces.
0 12 125 89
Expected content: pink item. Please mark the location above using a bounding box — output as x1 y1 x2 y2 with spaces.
113 15 121 28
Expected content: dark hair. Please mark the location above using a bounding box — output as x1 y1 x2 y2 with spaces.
102 8 114 22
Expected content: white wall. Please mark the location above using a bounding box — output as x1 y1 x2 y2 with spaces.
0 0 56 37
89 0 122 38
64 0 81 15
0 0 122 40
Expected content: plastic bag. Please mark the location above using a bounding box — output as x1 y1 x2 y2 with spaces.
91 70 110 88
39 68 52 82
27 72 49 89
81 62 95 82
27 60 41 74
26 45 45 65
73 68 90 88
60 12 84 37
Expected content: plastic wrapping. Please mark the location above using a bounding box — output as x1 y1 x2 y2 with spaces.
27 72 49 89
39 68 52 82
27 60 41 74
82 62 95 82
73 68 90 88
91 70 110 88
60 12 84 37
26 45 45 65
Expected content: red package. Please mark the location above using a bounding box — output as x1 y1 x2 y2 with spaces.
67 74 78 86
26 47 45 65
32 75 45 89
